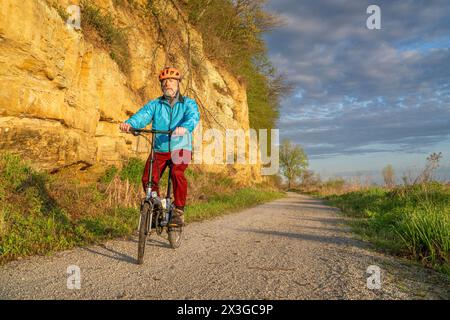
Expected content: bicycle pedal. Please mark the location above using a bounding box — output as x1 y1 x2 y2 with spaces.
167 223 179 227
168 224 183 228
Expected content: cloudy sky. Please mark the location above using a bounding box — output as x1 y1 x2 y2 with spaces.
264 0 450 181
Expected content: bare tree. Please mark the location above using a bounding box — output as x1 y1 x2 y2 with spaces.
279 139 308 189
414 152 443 184
382 164 395 188
301 169 322 192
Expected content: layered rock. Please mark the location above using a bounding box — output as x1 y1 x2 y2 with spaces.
0 0 263 184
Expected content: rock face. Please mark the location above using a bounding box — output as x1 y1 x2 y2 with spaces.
0 0 263 184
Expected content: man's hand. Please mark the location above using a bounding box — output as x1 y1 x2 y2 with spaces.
173 126 187 136
119 122 131 132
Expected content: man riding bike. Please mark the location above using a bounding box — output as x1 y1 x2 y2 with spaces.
119 67 200 227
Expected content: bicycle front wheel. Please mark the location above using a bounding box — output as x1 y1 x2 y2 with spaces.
137 202 152 264
168 226 183 249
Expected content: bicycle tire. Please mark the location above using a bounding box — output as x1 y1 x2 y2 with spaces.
168 226 183 249
155 209 164 236
137 202 152 264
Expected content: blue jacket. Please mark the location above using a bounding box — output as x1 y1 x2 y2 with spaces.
125 95 200 152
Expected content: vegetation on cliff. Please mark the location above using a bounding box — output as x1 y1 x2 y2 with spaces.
73 0 291 132
176 0 292 131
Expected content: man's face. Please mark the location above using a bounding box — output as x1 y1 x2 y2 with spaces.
161 78 179 98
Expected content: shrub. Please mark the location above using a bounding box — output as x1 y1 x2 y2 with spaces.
119 157 145 186
80 0 130 73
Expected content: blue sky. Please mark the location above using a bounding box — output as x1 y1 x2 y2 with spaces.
264 0 450 182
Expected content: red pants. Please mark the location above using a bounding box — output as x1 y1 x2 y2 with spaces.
142 149 191 207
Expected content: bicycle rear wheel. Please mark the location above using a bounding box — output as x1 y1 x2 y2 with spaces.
137 202 152 264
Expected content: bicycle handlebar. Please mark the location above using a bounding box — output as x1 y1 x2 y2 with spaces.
129 128 173 136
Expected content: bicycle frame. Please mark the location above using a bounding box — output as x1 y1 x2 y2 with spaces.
130 127 183 262
131 128 174 225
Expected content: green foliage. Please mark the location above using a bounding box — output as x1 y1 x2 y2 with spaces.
119 158 146 186
279 139 309 188
245 63 279 130
0 153 32 190
99 158 146 186
177 0 288 131
324 183 450 275
80 0 130 73
0 153 72 260
99 165 119 184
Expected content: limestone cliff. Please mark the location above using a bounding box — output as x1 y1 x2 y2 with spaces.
0 0 263 184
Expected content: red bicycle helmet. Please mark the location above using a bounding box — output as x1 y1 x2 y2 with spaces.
159 67 182 81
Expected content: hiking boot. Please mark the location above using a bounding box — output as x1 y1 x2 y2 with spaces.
169 207 185 226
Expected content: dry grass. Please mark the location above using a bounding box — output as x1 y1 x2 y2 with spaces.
0 153 284 263
291 175 375 196
50 161 273 214
104 176 141 209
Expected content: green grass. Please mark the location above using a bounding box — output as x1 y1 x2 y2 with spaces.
0 153 284 264
0 153 139 263
0 153 137 260
322 183 450 275
185 188 285 222
99 157 145 186
0 204 138 261
99 165 119 184
118 157 145 186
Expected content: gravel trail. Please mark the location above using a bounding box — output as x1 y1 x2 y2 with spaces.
0 192 448 299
